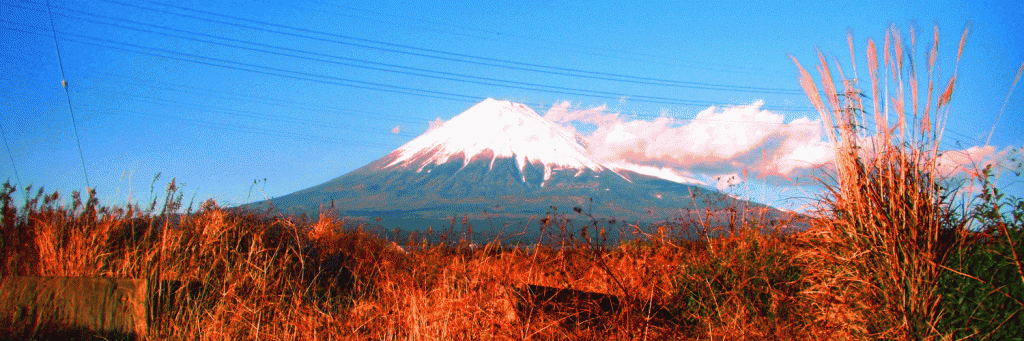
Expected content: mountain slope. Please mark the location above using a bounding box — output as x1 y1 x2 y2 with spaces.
264 98 779 229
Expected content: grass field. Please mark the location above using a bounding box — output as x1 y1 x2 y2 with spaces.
2 25 1022 340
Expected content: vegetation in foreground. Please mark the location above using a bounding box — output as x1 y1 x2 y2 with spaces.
2 25 1023 340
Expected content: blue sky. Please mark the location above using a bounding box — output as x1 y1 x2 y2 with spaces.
2 0 1022 211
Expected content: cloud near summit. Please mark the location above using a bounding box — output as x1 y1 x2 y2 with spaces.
544 101 833 185
543 101 1022 190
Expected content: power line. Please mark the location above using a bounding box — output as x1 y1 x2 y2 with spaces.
45 0 89 189
79 70 820 133
8 0 820 113
102 108 396 148
0 88 405 148
278 0 789 77
5 9 994 152
6 20 813 113
49 93 406 148
4 21 913 133
88 12 794 106
40 65 446 126
64 77 827 135
3 22 477 102
29 6 785 106
13 46 821 131
7 20 989 145
117 80 433 127
3 22 795 112
9 19 486 125
12 0 810 106
48 29 477 101
107 93 421 139
119 81 426 126
0 122 21 187
987 62 1024 146
93 0 804 95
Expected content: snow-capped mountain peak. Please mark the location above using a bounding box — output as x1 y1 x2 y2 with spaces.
384 98 606 181
263 98 794 229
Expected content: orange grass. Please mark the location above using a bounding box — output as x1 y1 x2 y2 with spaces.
789 24 988 340
1 182 821 340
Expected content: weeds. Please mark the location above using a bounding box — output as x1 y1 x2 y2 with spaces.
0 179 811 340
937 172 1024 340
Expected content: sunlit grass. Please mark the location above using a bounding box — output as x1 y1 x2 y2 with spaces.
1 180 816 339
789 24 1023 339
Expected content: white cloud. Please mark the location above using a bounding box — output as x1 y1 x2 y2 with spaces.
543 101 618 128
936 145 1021 178
540 100 1021 198
545 101 833 186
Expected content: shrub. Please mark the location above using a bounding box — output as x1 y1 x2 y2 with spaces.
671 238 803 330
938 180 1024 340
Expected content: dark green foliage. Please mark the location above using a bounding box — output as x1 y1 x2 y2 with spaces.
668 237 804 334
938 183 1024 340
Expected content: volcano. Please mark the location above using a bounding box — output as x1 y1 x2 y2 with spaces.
262 98 783 231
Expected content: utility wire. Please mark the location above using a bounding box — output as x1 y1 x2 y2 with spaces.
4 14 990 149
7 22 800 110
115 94 421 139
986 62 1024 146
107 77 430 126
8 0 816 113
30 7 770 106
0 90 403 148
102 108 395 148
3 23 476 104
19 64 440 125
6 22 984 145
12 0 807 100
94 0 803 95
0 122 21 187
273 0 787 77
35 67 823 135
15 2 1010 132
45 0 89 188
79 9 800 105
0 22 473 101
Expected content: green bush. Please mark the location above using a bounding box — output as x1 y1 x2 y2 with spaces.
938 186 1024 340
669 236 803 333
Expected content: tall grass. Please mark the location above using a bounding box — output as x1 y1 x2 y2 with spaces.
790 25 983 339
1 179 818 339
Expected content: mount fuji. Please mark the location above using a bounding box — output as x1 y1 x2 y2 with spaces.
261 98 784 232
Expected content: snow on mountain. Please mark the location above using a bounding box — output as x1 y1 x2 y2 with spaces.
384 98 607 183
604 162 707 186
381 98 718 187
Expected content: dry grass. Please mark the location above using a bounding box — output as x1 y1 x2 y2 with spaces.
787 24 1018 340
1 181 819 340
